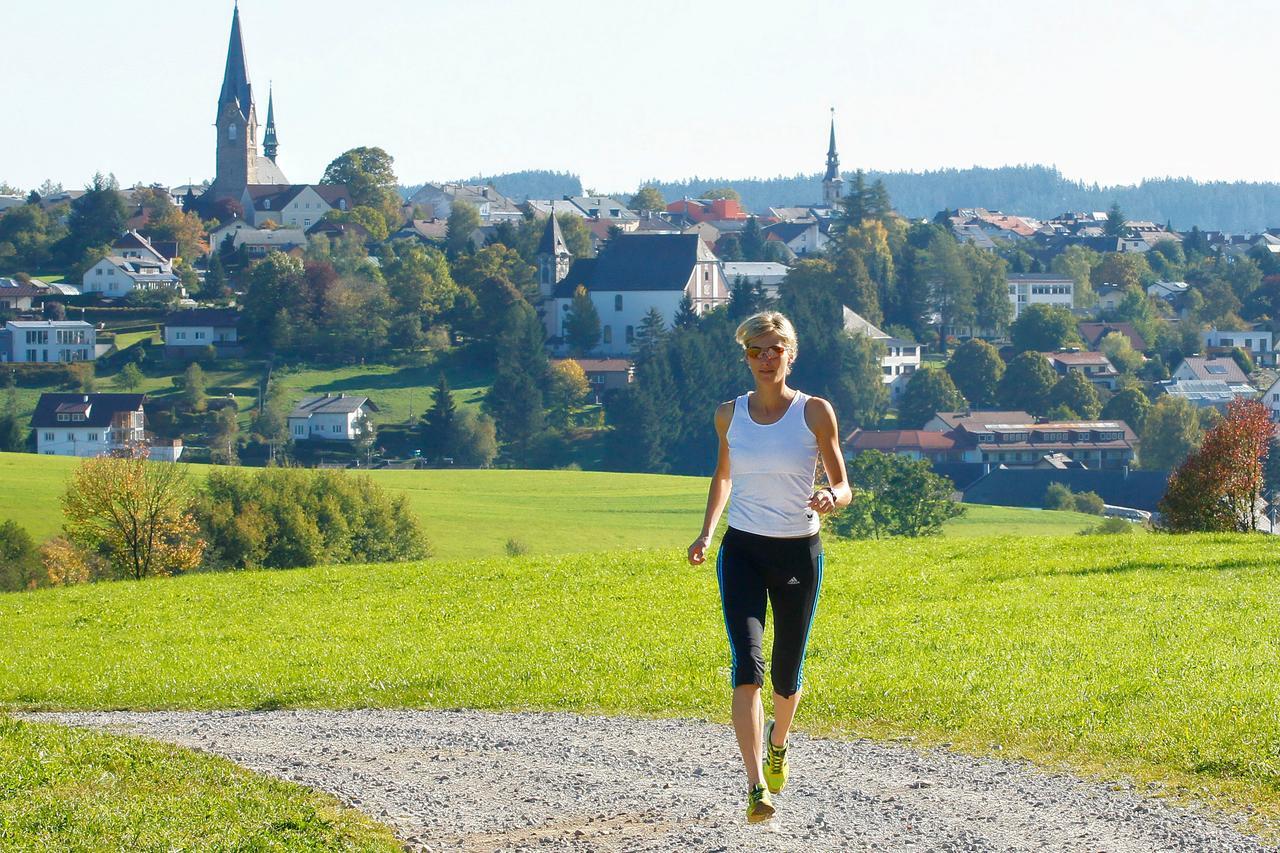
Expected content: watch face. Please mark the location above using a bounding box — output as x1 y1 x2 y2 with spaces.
703 283 712 295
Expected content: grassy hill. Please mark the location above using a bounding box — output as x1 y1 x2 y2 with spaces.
0 452 1102 557
2 533 1277 836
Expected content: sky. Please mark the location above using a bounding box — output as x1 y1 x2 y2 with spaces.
5 0 1280 195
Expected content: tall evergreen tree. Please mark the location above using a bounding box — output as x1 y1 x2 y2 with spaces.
422 373 457 461
739 217 765 261
674 293 699 329
634 306 667 361
564 285 601 355
486 302 548 465
60 172 126 266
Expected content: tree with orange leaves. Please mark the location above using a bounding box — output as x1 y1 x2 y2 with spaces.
1159 399 1274 532
60 446 205 581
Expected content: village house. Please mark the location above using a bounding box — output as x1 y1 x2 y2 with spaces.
0 320 95 363
1043 350 1120 391
1157 380 1239 410
1077 321 1148 353
406 183 523 224
666 197 750 224
288 393 377 441
850 412 1137 470
1261 375 1280 422
762 221 827 257
82 232 182 298
1170 356 1255 395
722 262 790 299
163 308 243 360
0 278 50 313
542 229 727 354
551 357 632 404
1201 327 1276 368
842 308 921 399
242 184 352 229
231 227 308 258
31 392 166 459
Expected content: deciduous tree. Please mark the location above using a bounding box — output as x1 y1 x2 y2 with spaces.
1160 399 1272 532
898 368 964 429
1047 370 1102 419
61 449 205 580
1140 395 1202 470
829 450 963 539
946 339 1004 407
1101 387 1151 434
1010 304 1079 353
997 352 1056 415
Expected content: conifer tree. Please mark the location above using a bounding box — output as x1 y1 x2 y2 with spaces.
564 285 601 355
422 373 457 461
486 302 548 465
634 307 667 362
674 293 699 329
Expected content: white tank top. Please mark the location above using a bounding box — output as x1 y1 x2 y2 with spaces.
726 390 821 538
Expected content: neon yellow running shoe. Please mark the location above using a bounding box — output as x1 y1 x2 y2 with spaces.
746 783 775 823
763 719 789 794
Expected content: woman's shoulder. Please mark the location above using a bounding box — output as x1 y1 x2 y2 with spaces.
802 394 837 426
714 397 738 428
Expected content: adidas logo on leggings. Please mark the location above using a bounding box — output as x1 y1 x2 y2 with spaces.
787 577 800 585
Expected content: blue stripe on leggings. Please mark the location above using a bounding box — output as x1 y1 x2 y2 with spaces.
716 544 737 688
795 551 824 690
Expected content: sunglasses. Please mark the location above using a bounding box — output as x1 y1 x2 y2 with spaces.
744 344 787 360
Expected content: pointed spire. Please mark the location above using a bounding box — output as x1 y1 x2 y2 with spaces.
824 107 840 182
263 82 279 162
219 2 254 121
537 211 570 257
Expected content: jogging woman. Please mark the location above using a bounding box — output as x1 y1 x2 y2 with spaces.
687 310 850 824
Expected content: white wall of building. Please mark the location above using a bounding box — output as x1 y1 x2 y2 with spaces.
289 410 362 441
3 322 95 363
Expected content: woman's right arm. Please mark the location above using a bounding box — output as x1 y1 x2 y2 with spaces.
688 401 734 565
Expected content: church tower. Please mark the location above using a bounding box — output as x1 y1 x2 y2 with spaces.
822 109 843 208
263 84 279 163
536 213 573 301
210 3 259 203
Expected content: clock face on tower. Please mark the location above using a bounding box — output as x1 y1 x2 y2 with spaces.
702 282 712 296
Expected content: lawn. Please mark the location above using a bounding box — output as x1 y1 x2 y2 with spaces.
0 716 398 851
0 452 1111 557
2 534 1279 837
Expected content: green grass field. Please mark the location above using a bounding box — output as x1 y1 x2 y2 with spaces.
2 533 1278 837
0 717 397 851
0 452 1100 556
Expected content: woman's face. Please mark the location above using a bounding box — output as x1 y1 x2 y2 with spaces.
743 332 793 383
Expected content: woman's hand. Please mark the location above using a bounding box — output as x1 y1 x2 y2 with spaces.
806 486 838 515
688 534 712 565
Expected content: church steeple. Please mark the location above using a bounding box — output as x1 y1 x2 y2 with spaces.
536 212 572 300
822 108 843 208
218 2 254 121
263 83 279 163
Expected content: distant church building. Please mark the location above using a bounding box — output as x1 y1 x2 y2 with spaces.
204 3 286 207
822 109 843 208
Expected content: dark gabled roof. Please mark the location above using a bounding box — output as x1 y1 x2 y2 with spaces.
289 394 377 417
164 308 241 328
553 258 598 299
31 393 145 429
762 221 813 243
554 234 705 296
962 468 1170 513
312 185 352 207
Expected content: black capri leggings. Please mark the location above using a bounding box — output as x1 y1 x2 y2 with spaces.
716 526 824 698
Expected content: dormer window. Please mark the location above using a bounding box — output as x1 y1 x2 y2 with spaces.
338 199 347 211
229 123 237 141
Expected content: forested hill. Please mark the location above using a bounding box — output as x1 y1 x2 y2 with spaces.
399 165 1280 232
645 166 1280 233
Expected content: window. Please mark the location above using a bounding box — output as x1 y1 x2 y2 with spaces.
176 331 186 340
294 425 305 436
882 366 892 375
88 433 98 441
44 432 54 441
338 199 347 211
96 268 103 275
333 424 341 433
228 123 237 141
626 325 634 343
195 332 205 340
603 325 612 344
264 199 271 209
614 295 623 311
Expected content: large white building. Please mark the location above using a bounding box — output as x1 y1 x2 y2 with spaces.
0 320 95 363
544 232 728 355
1202 327 1276 368
32 393 146 457
1008 273 1074 318
842 307 921 399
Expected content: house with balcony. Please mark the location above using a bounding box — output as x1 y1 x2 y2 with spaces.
288 393 378 441
849 411 1137 470
0 320 95 363
1043 350 1121 390
1171 356 1255 395
1201 327 1276 368
31 393 146 457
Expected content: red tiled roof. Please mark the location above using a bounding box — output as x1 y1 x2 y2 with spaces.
848 430 956 451
1045 350 1115 367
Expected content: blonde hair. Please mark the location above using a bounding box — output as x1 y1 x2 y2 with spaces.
735 311 798 357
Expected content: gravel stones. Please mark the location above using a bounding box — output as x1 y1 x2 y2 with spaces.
29 709 1274 852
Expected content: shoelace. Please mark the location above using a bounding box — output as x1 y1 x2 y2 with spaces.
767 739 786 773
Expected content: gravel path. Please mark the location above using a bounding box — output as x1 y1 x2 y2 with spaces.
29 710 1275 852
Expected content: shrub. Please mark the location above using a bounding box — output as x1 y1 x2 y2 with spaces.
504 537 528 557
1044 483 1075 512
195 466 430 570
1074 491 1106 515
1084 516 1134 535
0 520 41 592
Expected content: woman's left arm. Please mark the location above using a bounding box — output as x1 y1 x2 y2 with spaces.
805 397 851 514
